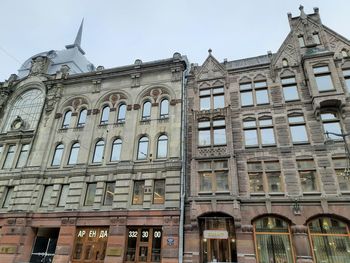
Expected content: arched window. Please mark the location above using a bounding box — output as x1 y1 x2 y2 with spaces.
77 108 87 127
52 144 64 166
68 142 80 165
160 99 169 119
62 110 72 129
111 139 122 161
93 140 105 163
100 106 110 125
3 88 44 132
308 217 350 262
142 101 151 120
117 104 126 123
157 135 168 158
137 136 149 160
254 216 294 263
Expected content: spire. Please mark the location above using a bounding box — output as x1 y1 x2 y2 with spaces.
66 19 85 54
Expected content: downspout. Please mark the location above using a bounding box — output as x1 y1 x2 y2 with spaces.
179 57 189 263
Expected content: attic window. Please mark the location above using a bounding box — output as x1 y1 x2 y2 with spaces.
282 59 289 67
298 36 305 47
313 33 321 45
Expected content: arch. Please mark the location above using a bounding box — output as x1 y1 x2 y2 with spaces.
280 68 296 79
62 110 72 129
156 134 168 159
135 84 175 105
251 213 293 225
100 105 110 125
94 90 131 109
239 76 252 84
159 98 169 119
92 139 105 163
68 142 80 165
117 103 127 123
77 108 87 127
137 136 149 160
141 101 152 121
110 138 122 161
52 143 65 166
253 74 266 82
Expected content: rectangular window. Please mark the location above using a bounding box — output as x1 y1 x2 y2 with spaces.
297 160 318 192
16 144 30 168
240 81 269 107
313 33 321 45
58 185 69 207
132 181 145 205
321 113 342 140
248 161 282 193
333 158 350 191
84 183 97 206
198 119 226 146
103 182 115 206
288 116 308 143
343 69 350 92
41 185 53 207
313 66 334 92
244 118 275 147
3 145 16 169
199 87 225 110
199 160 229 193
282 77 299 101
153 180 165 204
2 187 14 208
298 36 305 47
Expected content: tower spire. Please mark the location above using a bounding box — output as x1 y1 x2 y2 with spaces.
66 19 85 54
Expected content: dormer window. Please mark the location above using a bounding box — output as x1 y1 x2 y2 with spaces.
298 35 305 47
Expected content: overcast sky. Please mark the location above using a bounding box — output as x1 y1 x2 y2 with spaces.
1 0 349 81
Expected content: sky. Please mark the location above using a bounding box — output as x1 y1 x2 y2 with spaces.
1 0 350 81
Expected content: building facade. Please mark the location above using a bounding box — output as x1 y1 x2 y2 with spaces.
0 24 188 263
184 6 350 263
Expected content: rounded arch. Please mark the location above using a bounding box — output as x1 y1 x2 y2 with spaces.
306 213 350 226
95 91 131 109
197 211 235 219
251 213 294 225
135 84 175 105
59 96 91 113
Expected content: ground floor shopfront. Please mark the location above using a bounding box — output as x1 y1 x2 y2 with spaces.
0 210 180 263
183 200 350 263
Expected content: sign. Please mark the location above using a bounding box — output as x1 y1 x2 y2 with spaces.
203 230 228 239
77 228 108 239
0 246 17 254
167 237 175 246
106 247 123 256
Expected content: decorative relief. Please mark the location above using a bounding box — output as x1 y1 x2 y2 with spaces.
241 225 254 233
45 84 63 115
197 54 226 81
101 93 128 107
30 56 48 75
131 73 141 88
197 146 228 157
291 225 308 234
92 79 102 93
171 67 182 82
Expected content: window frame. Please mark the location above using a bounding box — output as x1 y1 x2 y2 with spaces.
342 68 350 93
240 81 269 107
142 101 152 121
159 98 169 119
117 103 127 123
2 186 14 208
110 138 122 162
297 159 319 193
153 179 165 204
51 143 64 166
288 115 309 144
62 110 72 129
67 142 80 165
41 185 54 207
313 65 335 92
137 136 149 160
199 86 225 111
198 160 229 193
281 76 300 102
243 117 276 148
77 108 87 128
156 134 168 159
16 143 30 168
3 145 17 169
332 157 350 192
57 184 69 207
84 183 97 206
100 105 110 125
92 140 105 163
103 181 115 206
198 118 227 147
132 180 145 205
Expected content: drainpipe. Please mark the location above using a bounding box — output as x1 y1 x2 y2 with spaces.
179 56 189 263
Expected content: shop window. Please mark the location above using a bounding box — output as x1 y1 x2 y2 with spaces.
68 142 80 165
308 217 350 262
297 159 318 192
111 138 122 161
281 76 299 101
248 161 282 193
117 103 126 123
84 183 97 206
343 68 350 92
198 118 226 146
125 228 162 262
132 181 145 205
254 217 294 263
103 182 115 206
240 81 269 107
29 228 59 263
137 137 149 160
288 115 309 143
321 113 342 140
298 35 305 47
77 108 87 127
243 117 275 147
52 144 64 166
41 185 53 207
333 157 350 191
313 66 334 92
2 186 14 208
62 110 72 128
57 184 69 207
160 99 169 118
73 227 108 262
3 145 16 169
199 87 225 110
153 180 165 204
100 106 110 125
199 160 229 193
93 140 104 163
16 144 30 168
156 135 168 158
142 101 151 121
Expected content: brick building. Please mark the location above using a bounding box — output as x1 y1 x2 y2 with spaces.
183 6 350 263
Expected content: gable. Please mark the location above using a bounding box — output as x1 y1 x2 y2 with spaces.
197 55 226 81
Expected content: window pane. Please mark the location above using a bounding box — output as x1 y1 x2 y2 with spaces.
157 135 168 158
267 172 282 192
345 78 350 92
198 161 211 170
58 185 69 207
313 33 320 44
142 102 151 120
297 160 315 169
93 141 104 163
3 187 14 208
62 111 72 128
214 160 228 169
298 36 305 47
137 137 149 160
244 130 258 146
283 86 299 101
281 77 296 85
152 229 162 262
77 109 87 127
213 95 224 109
68 143 80 164
259 119 272 126
199 89 211 96
111 139 122 161
198 121 210 128
343 69 350 77
332 158 347 168
200 172 212 191
265 161 280 171
52 144 64 166
16 144 30 168
241 92 253 106
313 66 329 74
315 75 334 91
0 145 3 157
199 130 211 146
153 180 165 204
323 122 342 139
256 89 269 104
261 128 275 145
240 83 252 90
290 125 308 143
104 182 115 206
254 81 267 88
216 171 228 191
300 171 317 192
213 119 225 127
249 173 263 192
160 99 169 118
200 97 210 110
213 128 226 145
288 116 304 123
41 185 53 207
84 183 97 206
243 120 256 128
321 113 337 120
3 145 16 169
336 170 350 191
101 106 110 124
247 162 262 171
133 181 144 205
117 104 126 123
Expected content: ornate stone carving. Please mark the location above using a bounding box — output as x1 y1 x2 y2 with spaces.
197 146 228 157
92 79 102 93
30 56 48 75
171 67 182 82
45 84 62 115
241 225 253 233
131 73 141 88
291 225 308 234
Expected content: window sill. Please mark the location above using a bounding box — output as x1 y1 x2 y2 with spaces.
302 191 321 196
292 142 310 145
318 89 336 93
73 126 84 131
340 191 350 195
89 162 103 166
113 122 125 127
285 99 301 103
262 144 277 148
269 192 285 196
250 192 265 197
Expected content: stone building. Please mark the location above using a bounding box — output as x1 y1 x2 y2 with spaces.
0 22 188 263
184 6 350 263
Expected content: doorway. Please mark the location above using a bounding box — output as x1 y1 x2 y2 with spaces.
29 228 59 263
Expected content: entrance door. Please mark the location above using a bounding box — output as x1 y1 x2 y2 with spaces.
206 239 230 262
